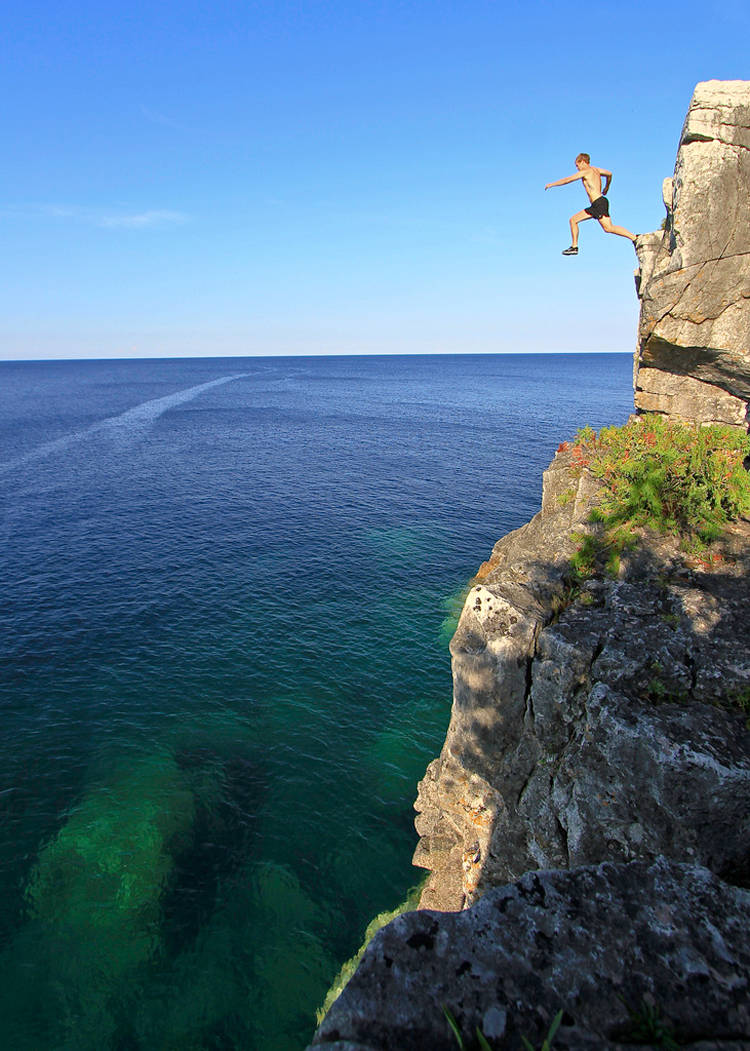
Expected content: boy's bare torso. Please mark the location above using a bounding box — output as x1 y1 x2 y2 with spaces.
580 164 605 202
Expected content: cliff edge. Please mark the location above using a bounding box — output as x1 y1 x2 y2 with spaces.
308 81 750 1051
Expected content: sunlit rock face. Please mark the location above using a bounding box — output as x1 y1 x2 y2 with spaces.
634 79 750 429
413 449 750 913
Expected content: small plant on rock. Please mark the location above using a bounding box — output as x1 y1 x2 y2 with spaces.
620 998 680 1050
646 661 668 702
443 1005 564 1051
521 1009 564 1051
443 1005 493 1050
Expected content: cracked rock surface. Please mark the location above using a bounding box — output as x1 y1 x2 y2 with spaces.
309 859 750 1051
634 79 750 426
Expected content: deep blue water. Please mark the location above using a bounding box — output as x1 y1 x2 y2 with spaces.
0 353 633 1049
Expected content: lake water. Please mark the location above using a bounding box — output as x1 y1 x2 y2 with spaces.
0 353 634 1049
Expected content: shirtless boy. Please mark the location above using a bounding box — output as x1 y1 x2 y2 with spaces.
545 153 637 255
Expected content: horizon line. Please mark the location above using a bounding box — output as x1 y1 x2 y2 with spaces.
0 349 634 364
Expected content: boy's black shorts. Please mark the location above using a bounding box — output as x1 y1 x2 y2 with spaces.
585 196 610 219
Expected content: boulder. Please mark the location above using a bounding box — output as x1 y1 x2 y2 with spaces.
310 859 750 1051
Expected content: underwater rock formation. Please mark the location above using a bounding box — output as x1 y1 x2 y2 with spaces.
0 755 196 1049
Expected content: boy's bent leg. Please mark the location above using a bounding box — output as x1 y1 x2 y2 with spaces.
569 209 592 248
599 217 636 242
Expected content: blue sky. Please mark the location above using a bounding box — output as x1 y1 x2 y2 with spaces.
1 0 747 359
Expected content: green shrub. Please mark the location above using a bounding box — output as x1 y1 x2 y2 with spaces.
571 415 750 548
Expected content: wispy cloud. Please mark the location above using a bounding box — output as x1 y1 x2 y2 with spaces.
0 203 189 229
98 210 188 229
139 105 196 134
41 205 84 219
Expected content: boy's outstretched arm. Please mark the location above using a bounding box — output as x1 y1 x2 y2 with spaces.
544 172 583 190
598 168 612 195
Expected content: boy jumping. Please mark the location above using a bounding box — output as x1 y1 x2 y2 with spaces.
545 153 637 255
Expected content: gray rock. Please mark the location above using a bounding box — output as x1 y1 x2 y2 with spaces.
309 859 750 1050
413 445 750 910
633 79 750 428
414 449 606 911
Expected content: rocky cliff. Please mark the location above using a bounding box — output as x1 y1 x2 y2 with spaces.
312 859 749 1050
412 452 750 915
308 81 750 1051
634 79 750 429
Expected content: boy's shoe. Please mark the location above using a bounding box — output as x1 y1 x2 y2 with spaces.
562 246 578 255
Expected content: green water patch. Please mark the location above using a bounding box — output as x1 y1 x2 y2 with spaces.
367 725 424 802
169 704 264 756
246 862 337 1049
318 824 415 923
438 583 471 648
364 694 452 804
130 860 336 1051
365 524 440 565
0 753 198 1048
0 744 275 1050
239 680 445 983
25 752 195 960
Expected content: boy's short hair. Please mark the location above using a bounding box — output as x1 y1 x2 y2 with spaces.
576 152 591 165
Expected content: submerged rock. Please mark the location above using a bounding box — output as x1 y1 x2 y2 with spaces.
310 859 750 1051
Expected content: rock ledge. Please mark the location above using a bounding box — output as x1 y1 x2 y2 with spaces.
311 859 750 1051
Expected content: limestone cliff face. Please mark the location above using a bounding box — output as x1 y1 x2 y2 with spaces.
413 450 750 913
308 82 750 1051
634 79 750 428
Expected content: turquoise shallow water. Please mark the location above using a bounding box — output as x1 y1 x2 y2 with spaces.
0 353 634 1048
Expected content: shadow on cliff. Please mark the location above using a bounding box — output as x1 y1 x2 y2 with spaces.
427 518 750 908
